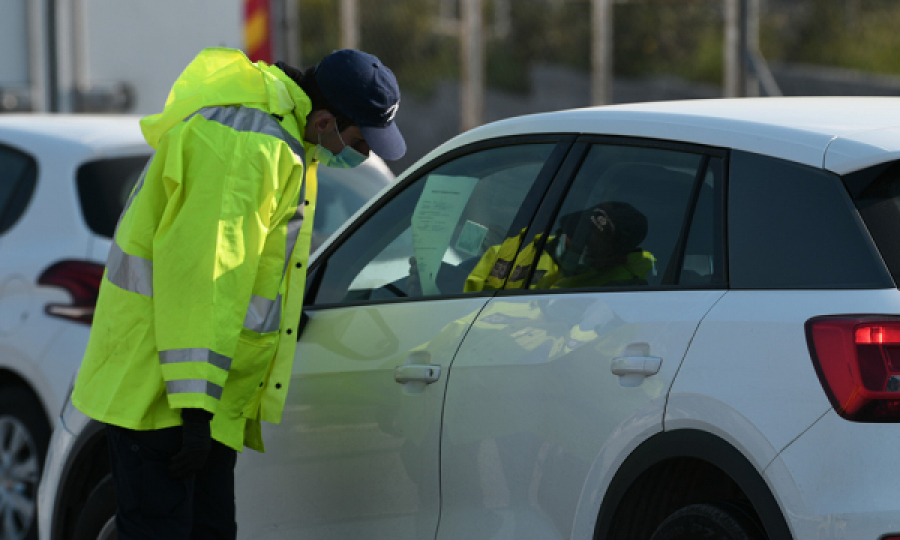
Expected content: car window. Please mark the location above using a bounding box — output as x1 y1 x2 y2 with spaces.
679 156 725 286
845 160 900 288
312 179 369 251
729 151 891 289
0 144 37 235
310 143 559 305
525 143 709 290
311 163 392 253
77 155 151 238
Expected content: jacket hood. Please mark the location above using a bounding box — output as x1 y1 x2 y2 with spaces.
140 48 312 148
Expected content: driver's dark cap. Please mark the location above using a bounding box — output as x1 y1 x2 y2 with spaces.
315 49 406 160
593 201 648 252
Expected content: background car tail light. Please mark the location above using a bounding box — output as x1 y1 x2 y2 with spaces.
37 260 104 325
807 316 900 421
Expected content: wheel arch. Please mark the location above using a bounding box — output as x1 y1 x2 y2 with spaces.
0 367 51 427
46 420 109 540
593 429 792 540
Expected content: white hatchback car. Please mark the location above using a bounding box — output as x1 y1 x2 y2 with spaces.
38 98 900 540
0 114 393 540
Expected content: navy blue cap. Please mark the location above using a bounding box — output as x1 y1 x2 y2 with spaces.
315 49 406 161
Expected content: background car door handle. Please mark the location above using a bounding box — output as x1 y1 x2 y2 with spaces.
611 356 662 377
394 364 441 384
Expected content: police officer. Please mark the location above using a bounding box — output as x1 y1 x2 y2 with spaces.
463 200 653 292
71 47 406 539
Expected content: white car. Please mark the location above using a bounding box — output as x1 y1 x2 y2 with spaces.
38 97 900 540
0 114 392 540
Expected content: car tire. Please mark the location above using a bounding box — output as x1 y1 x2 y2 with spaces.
650 502 766 540
0 386 50 540
72 474 117 540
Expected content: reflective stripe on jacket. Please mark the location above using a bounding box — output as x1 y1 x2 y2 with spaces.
72 48 316 452
465 231 558 292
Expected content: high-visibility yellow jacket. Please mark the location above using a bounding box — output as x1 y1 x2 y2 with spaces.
464 231 559 292
465 231 655 292
72 48 317 452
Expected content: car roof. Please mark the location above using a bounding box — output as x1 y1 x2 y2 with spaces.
0 114 149 157
408 97 900 177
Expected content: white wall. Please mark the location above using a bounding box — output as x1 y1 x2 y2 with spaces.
79 0 243 113
0 0 29 87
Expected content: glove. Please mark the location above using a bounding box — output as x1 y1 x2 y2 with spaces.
167 408 213 479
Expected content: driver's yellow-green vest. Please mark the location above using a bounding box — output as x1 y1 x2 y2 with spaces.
465 231 655 292
465 231 560 292
72 48 317 452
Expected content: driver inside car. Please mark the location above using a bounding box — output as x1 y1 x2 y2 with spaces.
459 200 654 293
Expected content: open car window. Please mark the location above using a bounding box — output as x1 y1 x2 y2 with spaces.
309 143 559 306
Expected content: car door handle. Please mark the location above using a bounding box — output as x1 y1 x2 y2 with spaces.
611 356 662 377
394 364 441 384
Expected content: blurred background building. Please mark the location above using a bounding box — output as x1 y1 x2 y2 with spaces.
3 0 900 173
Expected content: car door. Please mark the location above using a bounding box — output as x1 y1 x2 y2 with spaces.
437 139 729 539
233 138 573 539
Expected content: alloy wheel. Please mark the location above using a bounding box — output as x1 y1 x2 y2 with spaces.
0 417 38 540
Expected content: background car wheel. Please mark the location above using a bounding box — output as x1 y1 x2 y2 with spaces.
0 386 49 540
650 502 766 540
72 474 117 540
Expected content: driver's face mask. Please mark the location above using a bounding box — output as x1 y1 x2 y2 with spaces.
314 122 367 169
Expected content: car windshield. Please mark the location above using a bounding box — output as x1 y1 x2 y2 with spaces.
76 155 151 238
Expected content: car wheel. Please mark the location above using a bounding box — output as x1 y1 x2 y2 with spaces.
0 387 49 540
650 502 766 540
72 475 117 540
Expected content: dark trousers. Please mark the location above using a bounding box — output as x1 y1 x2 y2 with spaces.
107 424 238 540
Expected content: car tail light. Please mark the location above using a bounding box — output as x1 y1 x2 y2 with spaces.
807 316 900 422
37 260 105 325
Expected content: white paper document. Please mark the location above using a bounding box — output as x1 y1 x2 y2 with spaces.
411 174 479 295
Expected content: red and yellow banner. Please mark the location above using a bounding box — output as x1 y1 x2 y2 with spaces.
244 0 273 63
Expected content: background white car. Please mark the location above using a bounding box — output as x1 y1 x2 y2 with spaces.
0 114 393 540
39 98 900 540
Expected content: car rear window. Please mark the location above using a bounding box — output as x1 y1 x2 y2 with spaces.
0 144 38 235
76 155 150 238
846 160 900 287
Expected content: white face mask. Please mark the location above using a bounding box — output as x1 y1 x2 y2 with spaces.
314 123 367 168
